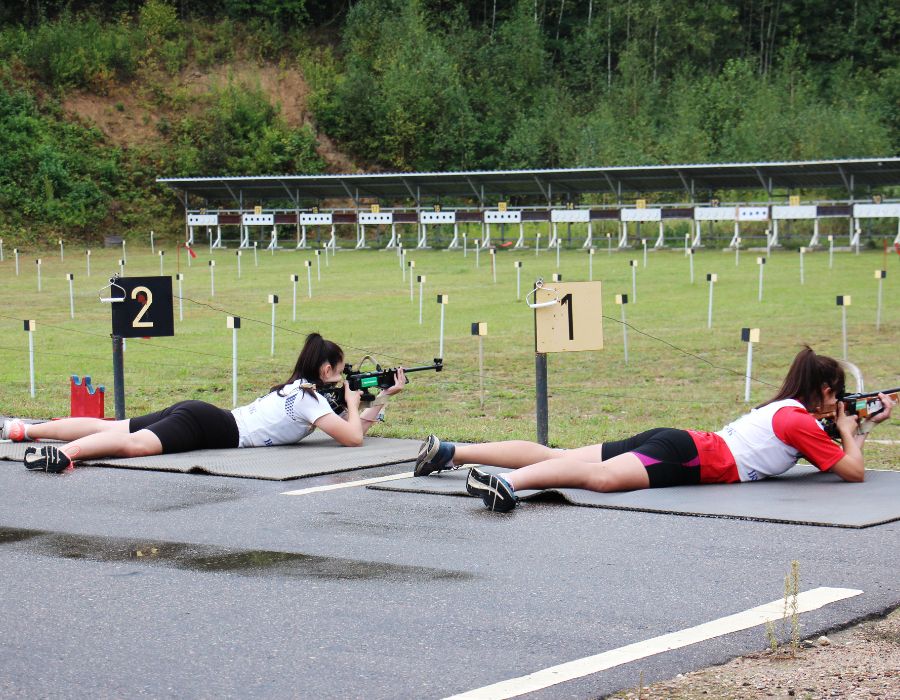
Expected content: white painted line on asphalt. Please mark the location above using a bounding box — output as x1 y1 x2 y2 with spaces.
280 471 414 495
444 586 862 700
867 439 899 445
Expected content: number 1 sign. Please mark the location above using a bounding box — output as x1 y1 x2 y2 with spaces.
534 281 603 353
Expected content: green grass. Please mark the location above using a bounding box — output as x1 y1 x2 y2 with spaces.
1 239 897 469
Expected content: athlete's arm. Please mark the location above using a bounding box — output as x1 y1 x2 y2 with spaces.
314 384 364 447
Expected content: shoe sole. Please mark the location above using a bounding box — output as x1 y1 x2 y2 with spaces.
467 469 516 512
414 435 441 477
23 446 70 473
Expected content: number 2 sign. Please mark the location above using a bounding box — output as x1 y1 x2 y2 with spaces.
111 276 175 338
534 281 603 353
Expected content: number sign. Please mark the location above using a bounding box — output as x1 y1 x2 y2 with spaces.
534 281 603 353
111 276 174 338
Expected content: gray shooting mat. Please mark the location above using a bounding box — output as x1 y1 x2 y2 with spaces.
0 433 419 481
368 465 900 528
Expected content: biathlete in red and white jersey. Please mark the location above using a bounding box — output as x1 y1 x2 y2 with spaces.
414 346 895 512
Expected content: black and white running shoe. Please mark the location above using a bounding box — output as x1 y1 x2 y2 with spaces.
466 467 518 512
23 446 72 474
414 434 456 477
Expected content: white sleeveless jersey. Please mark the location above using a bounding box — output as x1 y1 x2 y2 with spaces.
716 399 808 481
231 379 334 448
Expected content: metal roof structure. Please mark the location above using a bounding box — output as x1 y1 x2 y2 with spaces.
157 158 900 206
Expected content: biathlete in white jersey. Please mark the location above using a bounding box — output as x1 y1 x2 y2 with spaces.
414 346 894 512
3 333 405 473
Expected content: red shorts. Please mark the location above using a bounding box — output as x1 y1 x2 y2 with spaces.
688 430 740 483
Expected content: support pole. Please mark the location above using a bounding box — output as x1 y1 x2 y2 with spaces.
159 250 165 276
112 334 125 420
36 258 42 292
176 273 184 322
86 249 91 277
589 248 595 281
269 294 279 356
535 352 549 446
67 274 75 319
305 260 313 298
228 316 240 408
417 275 425 325
515 261 522 300
291 274 299 322
25 321 36 398
875 270 885 331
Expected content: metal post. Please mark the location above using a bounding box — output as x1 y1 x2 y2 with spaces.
841 305 848 360
254 241 258 267
735 238 740 267
707 274 716 329
150 230 155 255
556 238 560 269
491 249 496 283
209 260 215 297
14 248 18 275
159 250 165 276
67 274 75 319
270 296 278 357
0 238 3 261
828 235 834 270
112 334 125 420
642 238 647 267
535 232 541 256
438 299 446 357
409 261 415 300
119 259 125 277
607 233 612 255
230 320 239 408
306 261 312 298
36 259 42 292
59 238 64 261
758 257 765 302
744 342 753 402
475 242 480 268
621 303 629 365
27 323 36 398
876 271 885 331
800 247 805 285
463 232 467 257
86 249 91 277
535 352 549 446
121 240 126 265
236 250 241 279
291 274 298 322
631 260 637 302
515 262 522 300
316 250 321 280
418 275 425 325
689 249 694 284
177 273 184 322
478 335 484 408
589 248 594 281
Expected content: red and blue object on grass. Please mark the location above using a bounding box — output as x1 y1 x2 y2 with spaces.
70 375 105 418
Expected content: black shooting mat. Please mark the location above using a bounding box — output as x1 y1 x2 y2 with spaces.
0 433 419 481
368 465 900 528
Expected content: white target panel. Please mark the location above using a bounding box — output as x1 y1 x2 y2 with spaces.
484 210 522 224
242 214 274 226
772 205 817 220
854 203 900 219
620 208 661 222
737 207 769 221
420 211 457 224
694 207 736 221
188 214 218 226
551 209 591 223
300 213 333 225
358 212 393 225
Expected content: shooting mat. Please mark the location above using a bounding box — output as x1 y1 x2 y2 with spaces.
368 465 900 528
0 434 419 481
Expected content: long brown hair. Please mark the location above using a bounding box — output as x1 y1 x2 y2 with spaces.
270 333 344 396
757 346 845 412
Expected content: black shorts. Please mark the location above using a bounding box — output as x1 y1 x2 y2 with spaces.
601 428 700 488
129 400 239 453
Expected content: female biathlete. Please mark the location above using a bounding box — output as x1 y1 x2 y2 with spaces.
414 347 894 512
2 333 405 473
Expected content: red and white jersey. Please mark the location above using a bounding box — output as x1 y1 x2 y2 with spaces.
716 399 844 481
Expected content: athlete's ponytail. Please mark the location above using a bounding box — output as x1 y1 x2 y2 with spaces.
758 345 845 412
270 332 344 395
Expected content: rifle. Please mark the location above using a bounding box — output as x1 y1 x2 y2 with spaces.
820 387 898 439
318 358 443 414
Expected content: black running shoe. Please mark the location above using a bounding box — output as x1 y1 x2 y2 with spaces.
414 434 455 477
466 467 518 512
23 446 72 474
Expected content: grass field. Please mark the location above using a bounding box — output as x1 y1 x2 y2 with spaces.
1 237 897 468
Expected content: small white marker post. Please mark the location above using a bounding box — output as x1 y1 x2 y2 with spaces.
555 238 561 269
706 273 717 329
837 295 851 360
535 231 541 257
757 256 766 302
399 244 405 279
417 275 426 324
828 235 834 270
408 260 415 300
305 260 313 298
315 250 321 281
176 273 184 321
253 241 258 267
227 316 240 408
290 274 299 321
616 294 629 364
159 250 165 276
59 238 64 261
490 248 496 283
66 273 75 318
642 238 648 268
875 270 886 331
735 237 741 266
208 259 215 297
0 238 3 261
799 246 806 285
684 233 689 256
688 248 695 284
765 228 772 257
118 258 125 277
515 261 523 299
607 232 612 255
855 226 861 256
463 232 468 257
121 239 126 265
14 248 19 276
236 250 242 279
630 259 638 303
85 249 91 277
472 321 487 407
324 242 330 267
24 320 36 398
436 294 448 357
475 240 480 268
268 294 279 356
36 258 42 292
551 273 562 283
741 327 760 402
589 247 595 281
150 230 155 255
186 243 192 268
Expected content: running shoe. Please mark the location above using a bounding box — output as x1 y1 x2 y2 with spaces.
414 434 456 477
23 446 72 474
466 467 518 512
1 419 28 442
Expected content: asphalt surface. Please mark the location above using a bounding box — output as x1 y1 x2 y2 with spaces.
1 460 898 699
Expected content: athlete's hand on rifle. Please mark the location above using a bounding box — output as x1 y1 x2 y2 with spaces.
867 392 895 425
380 367 406 397
343 381 362 412
834 401 859 438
